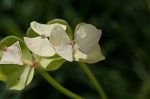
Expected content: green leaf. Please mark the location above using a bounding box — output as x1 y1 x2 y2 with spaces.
0 64 34 90
47 19 73 40
40 55 66 71
26 27 39 37
0 36 32 60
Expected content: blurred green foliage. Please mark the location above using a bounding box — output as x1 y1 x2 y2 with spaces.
0 0 150 99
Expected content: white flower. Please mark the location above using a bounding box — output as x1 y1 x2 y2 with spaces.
50 23 105 63
24 21 67 57
0 41 23 65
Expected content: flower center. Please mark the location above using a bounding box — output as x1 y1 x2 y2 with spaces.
31 60 37 67
40 35 46 39
69 40 75 46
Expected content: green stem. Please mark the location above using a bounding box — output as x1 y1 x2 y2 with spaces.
36 66 84 99
136 74 150 99
78 61 108 99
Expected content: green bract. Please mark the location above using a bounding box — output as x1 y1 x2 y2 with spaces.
40 55 65 71
26 27 38 37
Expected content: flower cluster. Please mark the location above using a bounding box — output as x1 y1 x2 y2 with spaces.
25 21 105 63
0 19 105 90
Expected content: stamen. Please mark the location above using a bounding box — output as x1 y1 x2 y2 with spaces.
31 60 37 67
69 40 75 46
40 35 46 39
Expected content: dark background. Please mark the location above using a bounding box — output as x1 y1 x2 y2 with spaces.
0 0 150 99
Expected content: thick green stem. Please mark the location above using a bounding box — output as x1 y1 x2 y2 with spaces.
78 61 108 99
36 66 84 99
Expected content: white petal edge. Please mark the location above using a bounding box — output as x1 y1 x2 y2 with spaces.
31 21 67 37
24 37 55 57
74 44 105 64
0 41 23 65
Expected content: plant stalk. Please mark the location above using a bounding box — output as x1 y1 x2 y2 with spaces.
78 61 108 99
36 66 84 99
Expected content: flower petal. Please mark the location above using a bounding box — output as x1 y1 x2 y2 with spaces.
24 37 55 57
0 41 23 65
75 23 102 54
31 21 67 37
74 44 105 63
50 26 73 61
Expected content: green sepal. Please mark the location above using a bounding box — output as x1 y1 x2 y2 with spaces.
26 27 39 37
47 18 73 40
0 64 34 90
40 55 66 71
0 36 32 60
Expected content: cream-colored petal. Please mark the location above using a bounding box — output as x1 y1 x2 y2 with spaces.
10 66 34 90
31 21 67 37
74 44 105 64
75 23 102 54
0 41 23 65
24 37 55 57
50 26 73 61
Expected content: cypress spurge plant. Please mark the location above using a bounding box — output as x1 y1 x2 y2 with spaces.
0 19 107 99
